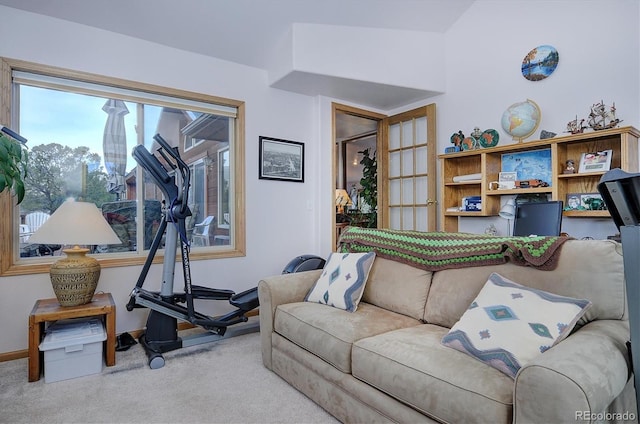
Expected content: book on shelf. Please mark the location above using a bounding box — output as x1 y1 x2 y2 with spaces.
452 173 482 183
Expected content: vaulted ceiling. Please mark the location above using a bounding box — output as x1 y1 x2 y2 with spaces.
0 0 475 109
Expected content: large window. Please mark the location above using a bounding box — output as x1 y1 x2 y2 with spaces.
0 58 245 275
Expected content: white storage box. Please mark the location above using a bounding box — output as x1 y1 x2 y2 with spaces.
39 318 106 383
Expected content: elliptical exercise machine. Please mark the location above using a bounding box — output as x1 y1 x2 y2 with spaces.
126 134 259 369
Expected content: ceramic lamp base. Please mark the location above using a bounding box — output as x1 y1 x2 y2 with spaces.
49 247 101 307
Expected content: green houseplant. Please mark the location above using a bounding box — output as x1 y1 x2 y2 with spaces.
358 148 377 228
0 130 28 204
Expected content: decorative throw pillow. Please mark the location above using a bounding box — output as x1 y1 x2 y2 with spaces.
305 251 376 312
441 272 591 378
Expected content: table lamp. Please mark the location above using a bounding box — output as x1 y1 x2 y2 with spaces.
27 199 122 307
335 189 353 214
498 198 516 219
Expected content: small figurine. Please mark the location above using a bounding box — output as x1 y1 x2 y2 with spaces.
471 127 483 140
588 100 622 131
462 136 477 150
450 131 464 147
566 116 586 134
563 159 576 174
484 224 497 236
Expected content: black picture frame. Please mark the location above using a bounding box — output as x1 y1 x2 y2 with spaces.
259 136 304 182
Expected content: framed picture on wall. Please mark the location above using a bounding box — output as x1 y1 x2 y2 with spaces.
258 136 305 182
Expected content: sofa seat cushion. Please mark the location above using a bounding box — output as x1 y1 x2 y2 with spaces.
352 324 513 424
274 301 421 373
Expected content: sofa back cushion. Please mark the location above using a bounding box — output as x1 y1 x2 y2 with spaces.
362 257 432 321
424 239 625 328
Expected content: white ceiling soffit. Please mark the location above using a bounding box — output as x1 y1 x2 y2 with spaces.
272 71 441 110
0 0 474 108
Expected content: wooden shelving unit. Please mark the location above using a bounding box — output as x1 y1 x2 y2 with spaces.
439 126 640 232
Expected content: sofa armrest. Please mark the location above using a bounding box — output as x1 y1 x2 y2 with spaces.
514 320 631 423
258 269 322 369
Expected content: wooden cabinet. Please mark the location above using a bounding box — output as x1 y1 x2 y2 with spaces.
439 126 639 232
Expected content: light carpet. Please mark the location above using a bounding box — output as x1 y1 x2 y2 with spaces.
0 331 337 424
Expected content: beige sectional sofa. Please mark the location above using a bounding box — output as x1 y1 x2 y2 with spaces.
258 237 636 423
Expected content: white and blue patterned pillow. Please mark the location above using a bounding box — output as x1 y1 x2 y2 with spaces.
305 251 376 312
441 272 592 378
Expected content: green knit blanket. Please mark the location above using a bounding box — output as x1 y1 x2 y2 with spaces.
337 227 571 271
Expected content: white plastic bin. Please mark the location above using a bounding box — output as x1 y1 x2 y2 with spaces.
39 318 106 383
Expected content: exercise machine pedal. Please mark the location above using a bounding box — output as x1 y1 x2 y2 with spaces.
190 285 234 300
229 287 259 312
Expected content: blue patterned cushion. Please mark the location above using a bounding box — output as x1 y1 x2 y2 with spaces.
441 272 592 378
305 252 376 312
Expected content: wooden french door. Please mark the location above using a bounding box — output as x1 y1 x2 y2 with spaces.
380 104 437 231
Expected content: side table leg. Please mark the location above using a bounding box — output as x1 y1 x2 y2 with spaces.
28 318 41 382
105 309 116 367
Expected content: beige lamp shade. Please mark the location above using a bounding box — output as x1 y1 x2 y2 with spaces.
28 199 121 307
28 199 121 246
335 189 353 206
335 189 353 214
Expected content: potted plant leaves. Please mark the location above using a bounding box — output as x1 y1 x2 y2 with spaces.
0 127 28 204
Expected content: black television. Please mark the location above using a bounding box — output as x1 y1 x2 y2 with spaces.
512 201 563 237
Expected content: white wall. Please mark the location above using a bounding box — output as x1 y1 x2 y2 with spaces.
391 0 640 239
290 24 445 91
0 6 324 353
0 0 638 355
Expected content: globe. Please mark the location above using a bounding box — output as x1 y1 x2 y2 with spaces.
501 99 541 141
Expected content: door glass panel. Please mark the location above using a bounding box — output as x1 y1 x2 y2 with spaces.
416 176 428 204
401 121 413 147
389 151 401 178
389 123 401 150
389 179 401 205
401 149 413 176
402 207 414 229
416 146 428 174
390 207 401 229
402 178 414 204
416 207 428 231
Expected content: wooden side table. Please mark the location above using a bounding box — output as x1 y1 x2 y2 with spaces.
28 292 116 382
